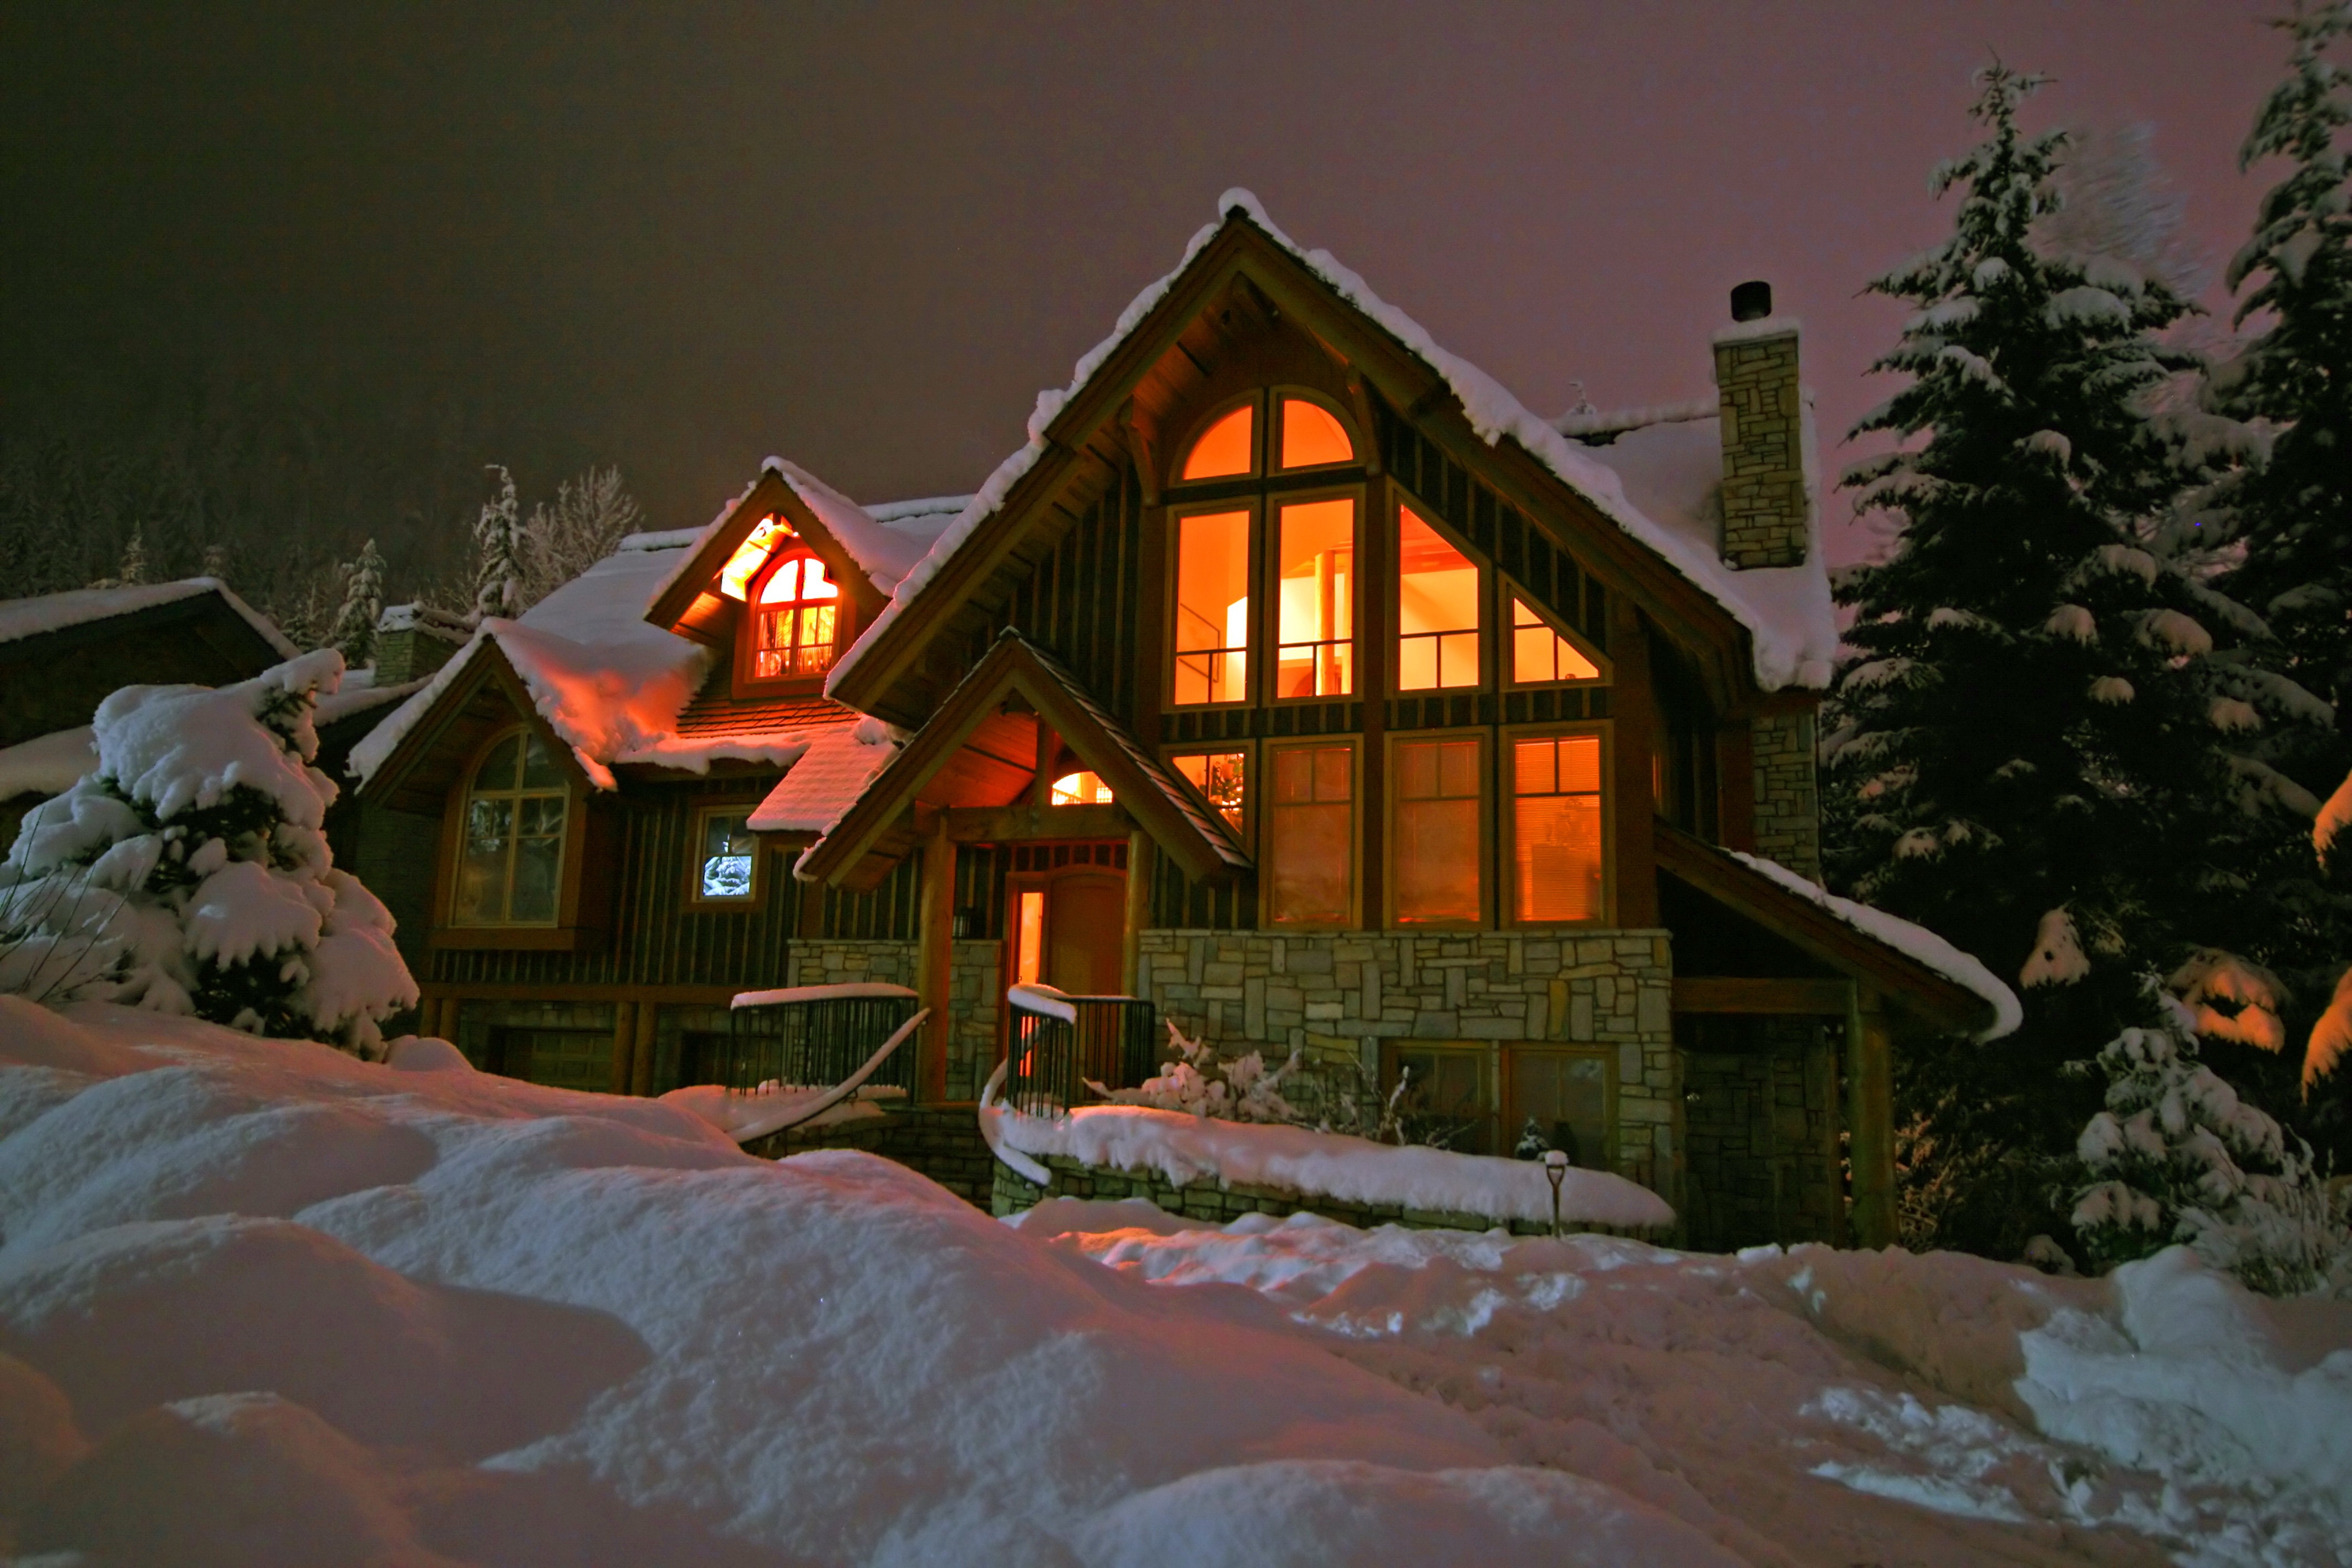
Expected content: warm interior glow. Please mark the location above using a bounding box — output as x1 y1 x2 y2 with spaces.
753 551 841 679
1015 889 1045 985
1393 738 1482 922
1276 499 1353 698
1279 399 1354 468
1173 510 1251 704
1050 770 1114 806
720 517 791 600
1512 596 1601 684
1172 751 1246 834
1268 743 1352 924
1514 734 1603 922
1397 507 1480 690
1181 405 1255 480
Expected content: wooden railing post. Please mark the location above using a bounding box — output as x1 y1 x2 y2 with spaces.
917 815 956 1103
1845 985 1896 1249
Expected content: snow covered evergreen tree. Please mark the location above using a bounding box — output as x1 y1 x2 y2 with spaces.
471 464 523 624
327 538 386 668
1827 66 2257 1254
2071 998 2350 1296
0 651 418 1056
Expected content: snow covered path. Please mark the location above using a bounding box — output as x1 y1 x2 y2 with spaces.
0 1000 2343 1565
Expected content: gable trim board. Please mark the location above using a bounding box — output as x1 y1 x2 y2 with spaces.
350 636 605 816
796 628 1246 889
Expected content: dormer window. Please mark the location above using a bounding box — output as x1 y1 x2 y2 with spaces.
743 547 842 685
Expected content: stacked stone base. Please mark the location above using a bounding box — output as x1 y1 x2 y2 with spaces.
746 1103 994 1208
992 1151 1669 1242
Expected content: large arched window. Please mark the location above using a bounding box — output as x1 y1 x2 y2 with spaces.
453 730 568 925
752 549 841 680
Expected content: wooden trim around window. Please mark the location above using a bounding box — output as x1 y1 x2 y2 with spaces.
685 801 771 911
1389 495 1491 701
1161 741 1255 859
1165 495 1263 711
431 724 599 948
1259 735 1362 930
1264 480 1364 708
1501 573 1612 690
1269 387 1363 476
1498 1042 1620 1169
732 544 853 699
1498 719 1616 929
1381 727 1490 931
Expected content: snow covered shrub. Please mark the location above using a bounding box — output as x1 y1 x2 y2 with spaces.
2071 1000 2352 1296
1090 1020 1301 1123
0 650 418 1055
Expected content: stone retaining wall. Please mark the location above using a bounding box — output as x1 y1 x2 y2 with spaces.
787 938 1004 1103
748 1103 994 1209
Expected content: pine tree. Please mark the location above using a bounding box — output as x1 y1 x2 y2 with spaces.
328 538 386 668
2203 2 2352 1142
117 528 149 587
1826 65 2254 1255
0 651 418 1055
471 464 522 624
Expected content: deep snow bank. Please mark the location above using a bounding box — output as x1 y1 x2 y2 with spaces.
0 997 1733 1566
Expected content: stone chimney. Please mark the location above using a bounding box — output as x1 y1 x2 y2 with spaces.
1711 282 1808 569
373 603 471 684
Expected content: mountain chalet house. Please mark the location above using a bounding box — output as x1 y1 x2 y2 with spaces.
346 195 2016 1252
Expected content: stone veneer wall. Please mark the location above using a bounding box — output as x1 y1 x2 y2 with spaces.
788 938 1004 1104
1750 711 1821 880
1681 1018 1841 1251
1711 327 1806 569
749 1106 995 1209
1133 930 1681 1207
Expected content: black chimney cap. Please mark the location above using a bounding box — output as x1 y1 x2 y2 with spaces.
1730 281 1773 322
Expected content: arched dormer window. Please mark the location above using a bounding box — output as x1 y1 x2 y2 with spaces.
1174 392 1358 483
452 729 568 926
747 548 842 683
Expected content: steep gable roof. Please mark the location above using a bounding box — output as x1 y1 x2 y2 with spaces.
827 190 1836 729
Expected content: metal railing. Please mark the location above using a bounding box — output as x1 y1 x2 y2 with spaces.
725 991 921 1096
1002 986 1158 1118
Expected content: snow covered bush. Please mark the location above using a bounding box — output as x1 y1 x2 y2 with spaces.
2071 999 2351 1296
0 650 417 1055
1090 1021 1301 1123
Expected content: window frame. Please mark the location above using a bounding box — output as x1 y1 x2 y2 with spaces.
685 801 768 910
1163 742 1254 853
1271 389 1361 475
734 542 851 696
439 724 579 934
1172 391 1265 485
1382 727 1491 930
1502 577 1612 690
1263 480 1364 708
1499 1043 1618 1170
1259 735 1361 929
1380 1040 1499 1156
1499 720 1615 929
1392 500 1490 698
1165 496 1263 710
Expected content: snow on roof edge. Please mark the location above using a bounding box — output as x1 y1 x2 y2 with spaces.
0 577 299 661
1728 850 2023 1040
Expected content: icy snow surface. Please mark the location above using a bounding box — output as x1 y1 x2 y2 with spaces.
991 1104 1674 1231
746 717 899 835
0 1001 2344 1565
0 577 298 658
835 191 1837 699
1728 851 2023 1038
0 726 95 801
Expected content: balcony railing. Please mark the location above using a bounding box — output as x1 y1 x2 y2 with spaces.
1002 984 1158 1117
725 983 922 1095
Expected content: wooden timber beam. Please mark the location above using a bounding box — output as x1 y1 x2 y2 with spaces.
944 802 1132 843
1671 976 1855 1015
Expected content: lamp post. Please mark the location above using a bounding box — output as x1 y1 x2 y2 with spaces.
1543 1148 1568 1239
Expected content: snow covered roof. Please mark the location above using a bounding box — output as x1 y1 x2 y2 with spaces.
765 459 933 594
0 577 298 660
746 716 899 837
832 190 1837 700
0 725 95 802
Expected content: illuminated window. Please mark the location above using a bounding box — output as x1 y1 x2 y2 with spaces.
1173 510 1250 704
1393 737 1482 923
453 731 567 926
1268 742 1352 924
1051 771 1114 806
720 516 790 600
1279 398 1354 469
1275 498 1353 698
753 551 841 680
1182 405 1255 480
1171 750 1246 836
1514 734 1605 923
693 808 758 902
1014 889 1045 985
1397 506 1480 690
1511 595 1601 684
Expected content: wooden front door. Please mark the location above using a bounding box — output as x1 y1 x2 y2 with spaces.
1009 862 1129 997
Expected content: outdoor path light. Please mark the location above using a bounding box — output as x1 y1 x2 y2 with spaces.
1544 1148 1568 1238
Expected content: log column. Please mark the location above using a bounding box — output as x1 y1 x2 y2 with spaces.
916 815 956 1103
1121 829 1153 996
629 1001 658 1096
608 1001 638 1096
1845 986 1896 1249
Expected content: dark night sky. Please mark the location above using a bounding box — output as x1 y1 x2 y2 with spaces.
1 3 2292 562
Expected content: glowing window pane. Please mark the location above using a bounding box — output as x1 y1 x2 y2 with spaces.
1397 507 1480 690
1514 735 1604 923
752 551 841 679
1269 743 1352 924
1393 739 1482 922
1276 499 1353 698
1279 399 1354 468
1051 771 1114 806
1173 510 1250 704
1511 596 1601 684
1182 405 1255 480
1015 889 1045 985
1172 751 1246 834
720 517 790 600
699 811 757 900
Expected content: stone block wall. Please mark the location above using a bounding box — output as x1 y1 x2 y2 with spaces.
451 997 617 1083
1712 328 1806 569
751 1104 995 1209
1133 930 1681 1208
1750 711 1821 880
1682 1018 1842 1250
788 937 1004 1103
